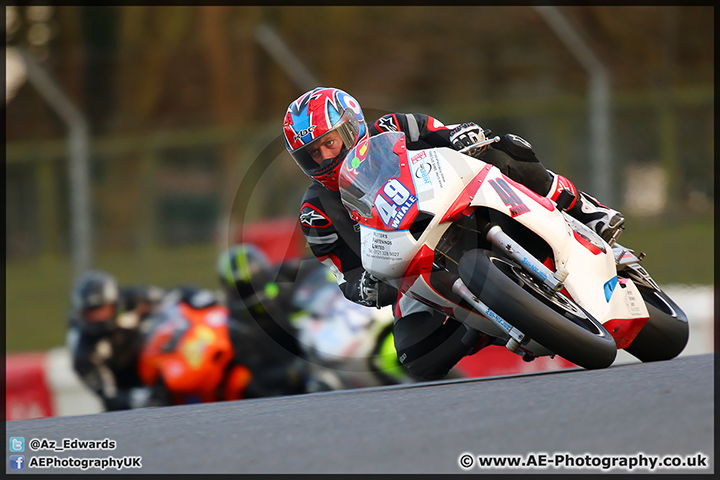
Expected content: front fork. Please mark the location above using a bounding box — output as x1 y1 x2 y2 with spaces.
452 224 567 356
452 277 527 354
485 225 569 293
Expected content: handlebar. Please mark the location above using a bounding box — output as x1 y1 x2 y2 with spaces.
458 135 501 155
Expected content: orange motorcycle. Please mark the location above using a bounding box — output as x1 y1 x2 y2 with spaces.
137 295 253 405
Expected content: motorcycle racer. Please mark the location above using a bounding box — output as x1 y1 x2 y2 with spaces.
66 270 165 410
216 244 314 396
283 87 625 380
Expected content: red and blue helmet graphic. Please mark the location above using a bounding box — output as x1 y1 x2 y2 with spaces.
283 87 367 152
283 87 369 190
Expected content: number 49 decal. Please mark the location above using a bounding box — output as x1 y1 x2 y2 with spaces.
489 177 530 217
375 178 417 228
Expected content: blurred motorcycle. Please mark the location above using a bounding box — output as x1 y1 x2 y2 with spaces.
290 264 415 391
136 289 254 406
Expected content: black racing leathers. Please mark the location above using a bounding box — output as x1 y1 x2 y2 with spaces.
66 286 164 411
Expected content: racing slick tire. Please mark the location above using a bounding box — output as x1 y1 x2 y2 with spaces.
458 248 617 370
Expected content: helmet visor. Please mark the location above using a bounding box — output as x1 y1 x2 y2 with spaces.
290 110 360 178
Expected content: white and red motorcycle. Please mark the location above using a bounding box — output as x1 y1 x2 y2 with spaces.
338 131 688 370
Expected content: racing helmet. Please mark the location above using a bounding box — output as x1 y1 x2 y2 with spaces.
216 244 277 314
283 87 368 191
71 270 120 334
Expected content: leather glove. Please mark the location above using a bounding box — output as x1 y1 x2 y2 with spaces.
449 122 487 158
358 271 398 308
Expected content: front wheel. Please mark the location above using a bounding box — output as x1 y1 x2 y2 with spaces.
458 249 617 369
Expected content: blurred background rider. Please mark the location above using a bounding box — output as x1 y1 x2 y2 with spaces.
66 270 165 410
216 244 315 397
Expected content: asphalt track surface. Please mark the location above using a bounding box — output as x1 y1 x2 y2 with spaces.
6 353 714 474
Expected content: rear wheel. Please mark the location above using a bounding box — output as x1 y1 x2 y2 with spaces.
623 284 689 362
458 249 617 369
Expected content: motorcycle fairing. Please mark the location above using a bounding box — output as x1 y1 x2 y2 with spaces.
439 164 493 224
138 303 236 403
600 277 650 348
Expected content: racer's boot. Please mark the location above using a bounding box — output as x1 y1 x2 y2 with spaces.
572 191 625 246
546 173 625 246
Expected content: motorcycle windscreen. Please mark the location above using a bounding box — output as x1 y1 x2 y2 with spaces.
338 131 405 219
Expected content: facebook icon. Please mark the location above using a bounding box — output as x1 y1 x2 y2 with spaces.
9 455 25 470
